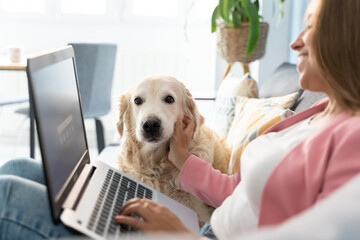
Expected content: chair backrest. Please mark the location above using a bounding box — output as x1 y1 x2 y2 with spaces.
68 43 117 118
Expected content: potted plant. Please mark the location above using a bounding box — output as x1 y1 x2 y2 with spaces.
211 0 285 74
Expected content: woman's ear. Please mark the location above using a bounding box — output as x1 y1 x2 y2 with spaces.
117 94 128 137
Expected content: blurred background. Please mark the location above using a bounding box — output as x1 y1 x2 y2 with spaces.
0 0 310 163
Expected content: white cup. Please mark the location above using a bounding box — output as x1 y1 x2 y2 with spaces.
7 47 23 63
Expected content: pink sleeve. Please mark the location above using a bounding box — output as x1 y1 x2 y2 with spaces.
178 155 240 208
316 125 360 202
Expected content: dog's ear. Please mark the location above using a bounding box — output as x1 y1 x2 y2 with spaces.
117 94 128 137
182 84 204 137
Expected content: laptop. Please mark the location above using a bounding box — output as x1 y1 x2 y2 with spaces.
26 46 200 239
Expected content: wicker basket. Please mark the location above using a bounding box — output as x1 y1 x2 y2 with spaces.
217 21 269 64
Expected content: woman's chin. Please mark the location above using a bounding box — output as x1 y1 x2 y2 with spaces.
296 61 305 74
298 73 309 90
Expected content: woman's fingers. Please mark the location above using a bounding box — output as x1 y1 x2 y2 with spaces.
173 117 194 138
182 117 194 136
121 198 150 210
115 215 148 230
120 198 154 220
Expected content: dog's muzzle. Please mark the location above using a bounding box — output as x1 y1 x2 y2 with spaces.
141 117 163 142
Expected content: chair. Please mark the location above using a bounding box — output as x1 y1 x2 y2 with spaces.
69 43 117 153
16 43 117 154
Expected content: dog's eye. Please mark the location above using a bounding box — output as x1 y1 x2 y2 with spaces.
134 97 143 105
165 95 175 104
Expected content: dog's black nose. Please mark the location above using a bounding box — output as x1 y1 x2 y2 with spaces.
142 117 162 135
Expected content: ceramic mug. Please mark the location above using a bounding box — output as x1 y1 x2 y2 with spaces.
7 47 23 63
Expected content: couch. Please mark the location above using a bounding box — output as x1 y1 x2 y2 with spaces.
258 62 326 112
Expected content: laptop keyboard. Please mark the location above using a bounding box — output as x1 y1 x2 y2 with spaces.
87 169 153 237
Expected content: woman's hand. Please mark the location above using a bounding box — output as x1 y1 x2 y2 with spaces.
115 198 197 237
168 117 194 170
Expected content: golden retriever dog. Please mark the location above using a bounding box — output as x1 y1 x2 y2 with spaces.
116 75 231 225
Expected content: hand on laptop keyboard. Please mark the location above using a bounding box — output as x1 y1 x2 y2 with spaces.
115 198 197 237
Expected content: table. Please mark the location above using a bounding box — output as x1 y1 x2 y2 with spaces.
0 58 26 71
0 59 36 158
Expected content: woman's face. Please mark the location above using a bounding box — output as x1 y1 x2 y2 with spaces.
290 0 328 93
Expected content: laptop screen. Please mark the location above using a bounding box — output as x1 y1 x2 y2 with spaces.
27 47 89 221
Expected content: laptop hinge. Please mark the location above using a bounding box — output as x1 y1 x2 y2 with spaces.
63 163 96 210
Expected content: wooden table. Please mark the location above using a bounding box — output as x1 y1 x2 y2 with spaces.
0 58 35 158
0 58 27 71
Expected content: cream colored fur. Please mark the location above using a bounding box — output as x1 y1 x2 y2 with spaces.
116 76 231 225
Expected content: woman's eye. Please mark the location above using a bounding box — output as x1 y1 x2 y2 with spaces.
134 97 143 105
165 95 175 104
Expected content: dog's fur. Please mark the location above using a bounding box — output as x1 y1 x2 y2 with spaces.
116 76 231 225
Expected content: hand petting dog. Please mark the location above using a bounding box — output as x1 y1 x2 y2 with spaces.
168 117 194 170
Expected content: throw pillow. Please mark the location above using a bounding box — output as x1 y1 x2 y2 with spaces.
213 73 258 138
226 92 299 175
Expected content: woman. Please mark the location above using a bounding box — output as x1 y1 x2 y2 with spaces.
115 0 360 238
1 0 360 239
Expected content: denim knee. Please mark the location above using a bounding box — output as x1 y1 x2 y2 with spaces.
0 176 77 239
0 158 38 173
0 158 44 184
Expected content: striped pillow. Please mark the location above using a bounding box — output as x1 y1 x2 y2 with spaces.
226 92 298 175
213 73 258 138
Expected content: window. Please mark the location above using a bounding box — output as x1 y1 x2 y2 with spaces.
132 0 178 17
60 0 107 15
1 0 46 13
192 0 216 19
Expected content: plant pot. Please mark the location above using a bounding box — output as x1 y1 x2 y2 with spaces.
216 21 269 64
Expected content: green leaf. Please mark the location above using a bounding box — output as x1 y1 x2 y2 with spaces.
232 10 242 28
278 0 285 23
211 6 219 33
219 0 236 26
219 0 230 24
241 0 260 56
254 0 259 12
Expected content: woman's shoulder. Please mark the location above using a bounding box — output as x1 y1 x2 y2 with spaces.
329 113 360 133
310 113 360 146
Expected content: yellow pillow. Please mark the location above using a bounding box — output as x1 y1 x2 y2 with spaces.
226 92 299 175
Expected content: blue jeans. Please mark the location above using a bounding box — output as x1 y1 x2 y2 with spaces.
0 158 217 239
0 158 79 239
200 221 217 240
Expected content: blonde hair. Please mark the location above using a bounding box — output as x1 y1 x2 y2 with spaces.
311 0 360 111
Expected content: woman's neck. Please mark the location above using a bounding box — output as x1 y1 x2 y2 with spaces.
309 97 343 125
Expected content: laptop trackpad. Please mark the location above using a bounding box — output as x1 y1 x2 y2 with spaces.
156 192 200 234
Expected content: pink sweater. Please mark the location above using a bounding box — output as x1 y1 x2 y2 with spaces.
178 98 360 227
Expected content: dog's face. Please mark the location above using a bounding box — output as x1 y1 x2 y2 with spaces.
117 76 203 146
132 76 183 144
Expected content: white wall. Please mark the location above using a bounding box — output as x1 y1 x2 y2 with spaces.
257 0 292 85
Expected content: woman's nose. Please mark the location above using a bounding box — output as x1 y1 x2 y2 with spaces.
290 30 305 51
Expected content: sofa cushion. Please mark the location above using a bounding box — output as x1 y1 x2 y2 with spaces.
226 92 298 174
213 73 258 137
259 62 328 112
258 63 302 99
293 90 327 113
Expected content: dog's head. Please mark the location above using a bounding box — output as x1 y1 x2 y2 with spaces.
117 76 204 146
